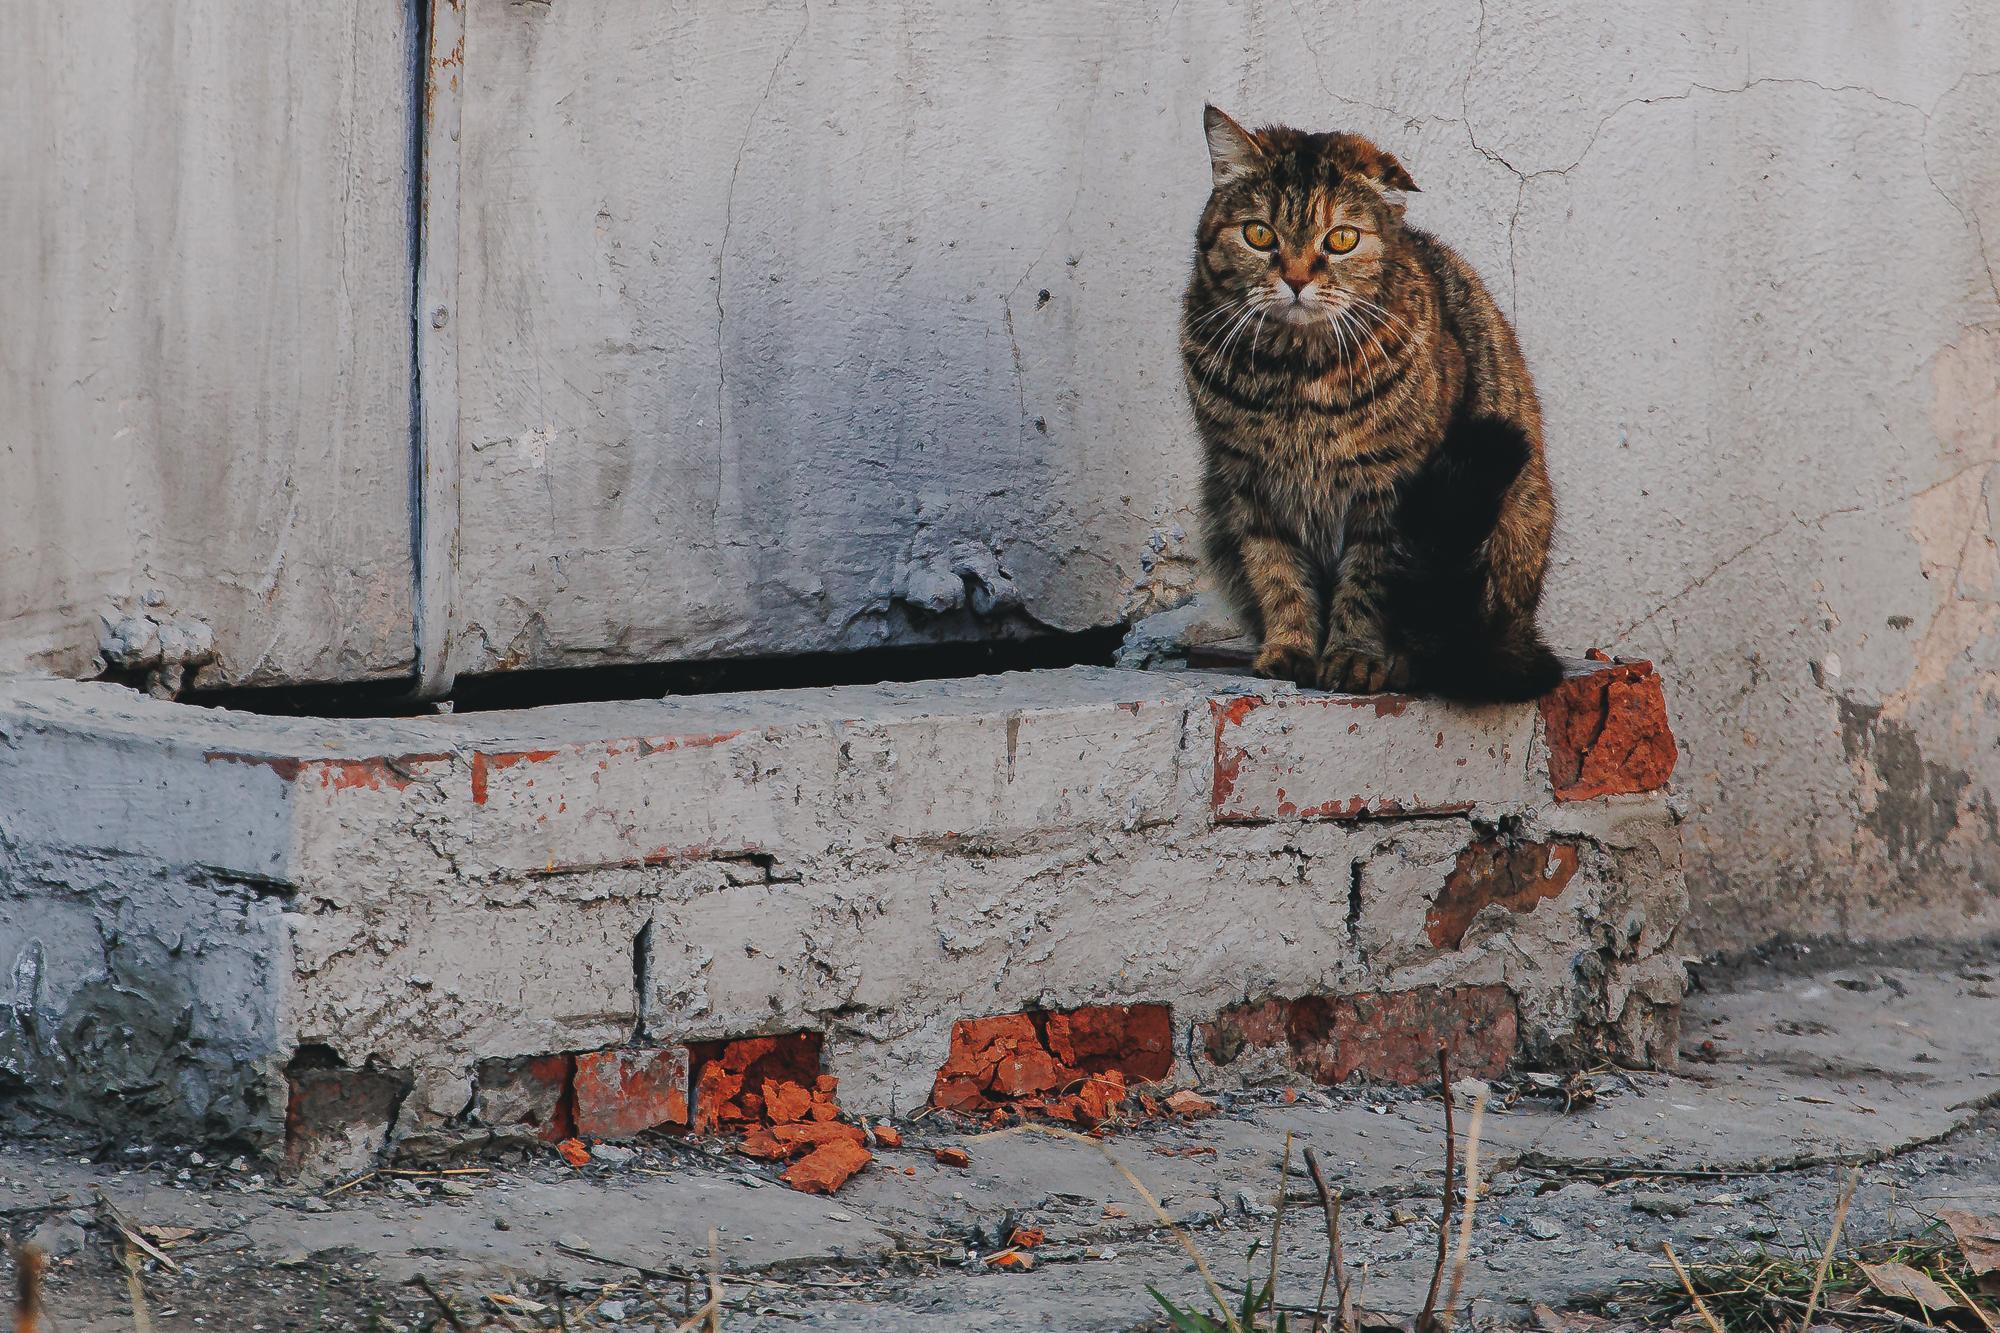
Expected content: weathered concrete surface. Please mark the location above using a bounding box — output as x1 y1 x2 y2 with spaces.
0 2 418 686
438 0 2000 952
0 664 1684 1160
7 3 1998 947
3 950 1993 1329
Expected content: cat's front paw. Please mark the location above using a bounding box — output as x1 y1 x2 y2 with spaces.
1252 641 1317 687
1316 648 1410 694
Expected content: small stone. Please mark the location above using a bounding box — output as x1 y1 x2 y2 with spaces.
188 1152 205 1166
1524 1217 1562 1241
439 1181 475 1197
591 1143 638 1167
1235 1190 1276 1219
1630 1191 1689 1218
301 1197 333 1214
66 1208 94 1227
598 1300 628 1322
274 1250 310 1269
28 1220 83 1258
493 1217 511 1231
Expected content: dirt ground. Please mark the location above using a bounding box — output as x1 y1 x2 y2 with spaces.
5 941 1997 1331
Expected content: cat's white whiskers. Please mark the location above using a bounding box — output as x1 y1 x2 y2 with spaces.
1346 295 1412 338
1188 294 1254 332
1202 299 1267 387
1321 306 1353 369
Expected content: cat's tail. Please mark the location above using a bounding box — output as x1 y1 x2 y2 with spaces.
1393 415 1565 703
1413 630 1564 704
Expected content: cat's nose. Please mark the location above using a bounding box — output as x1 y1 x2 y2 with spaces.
1281 275 1311 298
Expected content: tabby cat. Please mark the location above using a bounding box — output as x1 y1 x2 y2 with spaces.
1180 106 1561 702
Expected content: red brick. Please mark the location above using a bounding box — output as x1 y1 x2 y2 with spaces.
572 1047 690 1140
1045 1004 1174 1081
872 1124 904 1149
1540 661 1678 801
472 1053 576 1142
283 1063 411 1180
1202 986 1519 1086
930 1005 1176 1116
687 1032 822 1131
782 1138 872 1194
1327 987 1518 1083
1426 838 1581 948
762 1079 813 1124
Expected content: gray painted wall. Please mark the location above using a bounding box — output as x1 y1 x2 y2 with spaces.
1 1 417 685
5 1 1998 945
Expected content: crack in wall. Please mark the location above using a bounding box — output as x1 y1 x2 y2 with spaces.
713 1 811 523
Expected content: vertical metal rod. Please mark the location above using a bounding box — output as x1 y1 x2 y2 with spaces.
411 0 464 700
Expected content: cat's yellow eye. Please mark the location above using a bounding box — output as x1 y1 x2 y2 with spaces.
1325 225 1361 255
1241 221 1277 251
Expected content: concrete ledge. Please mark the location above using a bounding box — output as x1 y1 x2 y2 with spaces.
0 662 1687 1174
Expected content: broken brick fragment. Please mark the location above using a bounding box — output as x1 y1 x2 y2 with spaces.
283 1058 412 1182
1074 1070 1127 1124
762 1079 813 1125
808 1074 843 1122
692 1064 745 1134
1199 986 1519 1086
687 1031 823 1132
782 1138 873 1194
557 1137 592 1168
771 1121 866 1153
928 1004 1176 1118
739 1126 790 1160
934 1147 971 1168
1045 1004 1174 1081
1164 1090 1218 1118
1425 837 1581 949
1539 660 1677 801
872 1124 903 1149
472 1053 577 1143
572 1047 690 1140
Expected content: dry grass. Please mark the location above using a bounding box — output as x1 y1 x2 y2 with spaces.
1590 1218 2000 1330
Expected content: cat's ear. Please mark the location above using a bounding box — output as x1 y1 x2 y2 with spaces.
1203 105 1266 187
1364 149 1419 195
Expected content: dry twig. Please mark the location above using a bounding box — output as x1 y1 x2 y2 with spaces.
1270 1131 1293 1315
1661 1242 1722 1333
1802 1166 1862 1329
1416 1048 1457 1332
94 1191 180 1274
1441 1090 1489 1326
707 1226 723 1333
414 1275 469 1332
1303 1146 1352 1332
1020 1122 1243 1333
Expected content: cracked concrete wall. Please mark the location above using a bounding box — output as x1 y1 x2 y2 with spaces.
0 671 1684 1148
0 2 419 687
450 1 2000 944
7 3 1996 947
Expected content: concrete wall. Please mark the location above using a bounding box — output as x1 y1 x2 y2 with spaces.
0 1 417 686
5 2 1997 945
445 0 2000 945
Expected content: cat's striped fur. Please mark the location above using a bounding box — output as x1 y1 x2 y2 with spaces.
1181 106 1559 701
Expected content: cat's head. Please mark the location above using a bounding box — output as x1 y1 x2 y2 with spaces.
1190 105 1417 335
